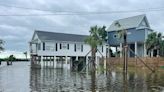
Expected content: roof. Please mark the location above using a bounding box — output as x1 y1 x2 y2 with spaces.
107 14 149 32
33 30 88 42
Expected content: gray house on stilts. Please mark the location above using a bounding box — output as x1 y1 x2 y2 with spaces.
107 14 154 57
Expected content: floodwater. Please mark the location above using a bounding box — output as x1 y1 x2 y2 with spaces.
0 62 164 92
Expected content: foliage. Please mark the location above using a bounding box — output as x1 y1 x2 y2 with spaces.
85 25 107 49
23 51 27 59
85 25 107 68
0 39 4 52
7 55 16 61
109 48 115 57
146 32 163 56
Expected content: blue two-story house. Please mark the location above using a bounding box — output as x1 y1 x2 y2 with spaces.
107 14 153 57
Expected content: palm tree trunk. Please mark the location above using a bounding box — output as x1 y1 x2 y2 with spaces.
91 48 96 70
91 47 96 92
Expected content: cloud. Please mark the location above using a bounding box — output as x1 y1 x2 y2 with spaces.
0 0 163 56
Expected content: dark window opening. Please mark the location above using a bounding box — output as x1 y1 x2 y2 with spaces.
81 45 83 52
67 44 69 50
74 44 76 52
60 43 62 49
56 43 58 51
43 42 45 51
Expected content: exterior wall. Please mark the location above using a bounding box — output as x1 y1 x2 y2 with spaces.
30 33 107 69
31 34 42 54
36 41 106 57
108 28 146 46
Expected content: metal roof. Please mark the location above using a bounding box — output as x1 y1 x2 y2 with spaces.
34 30 88 42
107 14 148 32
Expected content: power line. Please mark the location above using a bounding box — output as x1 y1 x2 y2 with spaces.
1 3 164 13
0 3 164 16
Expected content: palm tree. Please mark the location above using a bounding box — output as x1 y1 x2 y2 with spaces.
23 51 28 60
146 32 163 57
85 25 107 92
85 25 107 69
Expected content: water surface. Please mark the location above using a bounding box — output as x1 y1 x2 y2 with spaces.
0 62 164 92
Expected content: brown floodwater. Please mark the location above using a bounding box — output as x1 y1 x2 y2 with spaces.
0 62 164 92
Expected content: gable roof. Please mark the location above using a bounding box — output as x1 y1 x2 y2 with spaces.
33 30 88 42
107 14 150 32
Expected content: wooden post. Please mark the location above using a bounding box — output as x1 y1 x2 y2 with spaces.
123 30 128 74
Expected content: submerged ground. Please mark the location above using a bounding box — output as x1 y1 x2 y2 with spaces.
0 62 164 92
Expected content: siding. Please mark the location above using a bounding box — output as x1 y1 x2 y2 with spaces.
108 28 146 46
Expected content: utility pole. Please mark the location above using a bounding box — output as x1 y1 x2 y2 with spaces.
115 21 128 74
123 30 128 74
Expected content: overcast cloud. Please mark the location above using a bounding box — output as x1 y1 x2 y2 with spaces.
0 0 164 58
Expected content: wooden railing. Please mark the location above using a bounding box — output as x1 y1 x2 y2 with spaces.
106 57 164 68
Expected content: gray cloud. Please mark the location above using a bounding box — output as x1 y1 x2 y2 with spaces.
0 0 164 53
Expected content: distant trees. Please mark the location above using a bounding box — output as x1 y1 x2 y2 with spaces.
0 39 4 52
6 55 16 65
0 39 4 65
23 51 27 60
146 32 164 57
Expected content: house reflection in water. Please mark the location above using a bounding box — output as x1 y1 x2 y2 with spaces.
29 67 164 92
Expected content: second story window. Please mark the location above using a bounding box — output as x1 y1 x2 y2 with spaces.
43 42 45 51
74 44 76 52
60 43 62 49
38 43 41 50
56 43 58 51
67 44 69 50
81 45 83 52
62 43 67 49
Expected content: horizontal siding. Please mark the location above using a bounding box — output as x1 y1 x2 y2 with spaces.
108 28 146 46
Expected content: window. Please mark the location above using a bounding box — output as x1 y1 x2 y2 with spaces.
113 33 119 38
81 45 83 52
38 43 41 50
67 44 69 50
76 44 81 51
60 43 62 49
55 43 58 51
45 46 51 51
43 42 45 51
62 43 67 49
74 44 76 52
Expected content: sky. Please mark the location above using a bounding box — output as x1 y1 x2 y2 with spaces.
0 0 164 58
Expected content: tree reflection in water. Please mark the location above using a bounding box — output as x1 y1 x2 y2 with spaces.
29 66 164 92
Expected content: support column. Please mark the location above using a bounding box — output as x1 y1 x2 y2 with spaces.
95 56 98 69
76 56 78 61
116 47 118 57
54 56 56 68
157 50 159 57
104 57 106 71
41 56 43 68
144 43 147 57
135 42 138 58
151 50 154 57
65 56 68 69
86 56 89 73
120 43 123 58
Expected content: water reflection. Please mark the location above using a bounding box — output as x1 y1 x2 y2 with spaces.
29 67 164 92
0 62 164 92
